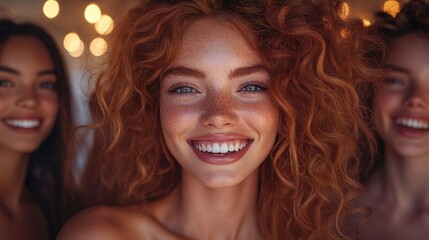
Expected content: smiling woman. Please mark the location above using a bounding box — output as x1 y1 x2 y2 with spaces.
61 0 379 239
0 19 80 240
353 1 429 239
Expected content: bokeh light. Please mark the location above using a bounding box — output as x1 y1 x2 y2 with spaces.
84 3 101 24
69 40 85 58
63 32 81 53
95 15 114 35
43 0 59 19
339 2 350 20
383 0 400 17
362 18 371 27
90 37 107 56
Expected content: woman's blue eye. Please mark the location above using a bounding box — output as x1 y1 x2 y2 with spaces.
171 86 197 94
240 84 266 92
40 81 57 90
0 79 12 87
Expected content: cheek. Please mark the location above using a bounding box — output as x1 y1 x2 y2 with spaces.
373 91 401 116
160 97 198 144
243 100 279 137
41 95 59 119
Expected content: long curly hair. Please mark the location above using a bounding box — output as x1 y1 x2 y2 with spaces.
82 0 380 239
0 19 79 237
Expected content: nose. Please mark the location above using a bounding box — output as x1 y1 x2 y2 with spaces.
199 91 238 128
404 83 428 109
16 85 38 109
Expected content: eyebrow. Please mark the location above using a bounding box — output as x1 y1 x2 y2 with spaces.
163 64 267 79
0 65 56 77
384 64 410 74
163 66 206 79
228 64 267 78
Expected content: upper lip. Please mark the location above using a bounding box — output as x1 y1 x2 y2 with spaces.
187 133 253 142
393 113 429 129
393 112 429 122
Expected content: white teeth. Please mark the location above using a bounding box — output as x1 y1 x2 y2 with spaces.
212 143 220 153
194 140 249 154
396 118 429 130
5 119 40 128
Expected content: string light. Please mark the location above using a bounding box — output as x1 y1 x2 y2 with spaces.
43 0 59 19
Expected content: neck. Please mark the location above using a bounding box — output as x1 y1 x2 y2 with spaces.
160 169 262 240
382 147 429 212
0 148 30 211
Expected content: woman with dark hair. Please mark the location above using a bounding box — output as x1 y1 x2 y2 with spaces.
0 19 78 239
59 0 378 239
354 0 429 239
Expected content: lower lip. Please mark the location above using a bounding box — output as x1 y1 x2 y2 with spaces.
394 124 429 138
190 142 252 165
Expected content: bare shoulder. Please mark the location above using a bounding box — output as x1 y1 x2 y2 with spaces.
57 204 185 240
56 205 127 240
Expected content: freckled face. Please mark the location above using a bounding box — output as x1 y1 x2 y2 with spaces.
160 18 279 188
0 36 59 155
373 33 429 159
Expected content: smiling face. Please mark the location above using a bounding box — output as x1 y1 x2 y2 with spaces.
373 33 429 159
160 18 279 188
0 36 59 155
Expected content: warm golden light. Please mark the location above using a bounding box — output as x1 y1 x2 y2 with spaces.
95 15 114 35
63 33 81 53
362 18 371 27
43 0 59 19
383 0 400 17
90 37 107 56
84 3 101 24
339 2 350 20
69 40 84 58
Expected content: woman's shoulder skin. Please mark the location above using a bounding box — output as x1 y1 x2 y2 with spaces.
56 204 185 240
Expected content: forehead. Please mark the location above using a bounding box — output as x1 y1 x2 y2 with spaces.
387 33 429 69
0 36 54 70
172 17 259 66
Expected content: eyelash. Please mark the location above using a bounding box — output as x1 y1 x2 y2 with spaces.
0 79 57 91
40 81 57 90
167 81 268 95
239 82 267 93
383 77 406 86
0 79 13 87
168 84 199 95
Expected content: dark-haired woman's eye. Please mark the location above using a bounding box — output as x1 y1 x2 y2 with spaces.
383 77 405 85
40 81 57 90
0 79 13 87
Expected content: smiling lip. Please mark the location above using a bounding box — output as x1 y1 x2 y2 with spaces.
393 114 429 138
1 117 43 133
188 134 253 165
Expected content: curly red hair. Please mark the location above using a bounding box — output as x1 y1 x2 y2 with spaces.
82 0 380 239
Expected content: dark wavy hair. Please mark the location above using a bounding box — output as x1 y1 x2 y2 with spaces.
82 0 380 239
373 0 429 44
0 19 78 238
365 0 429 174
